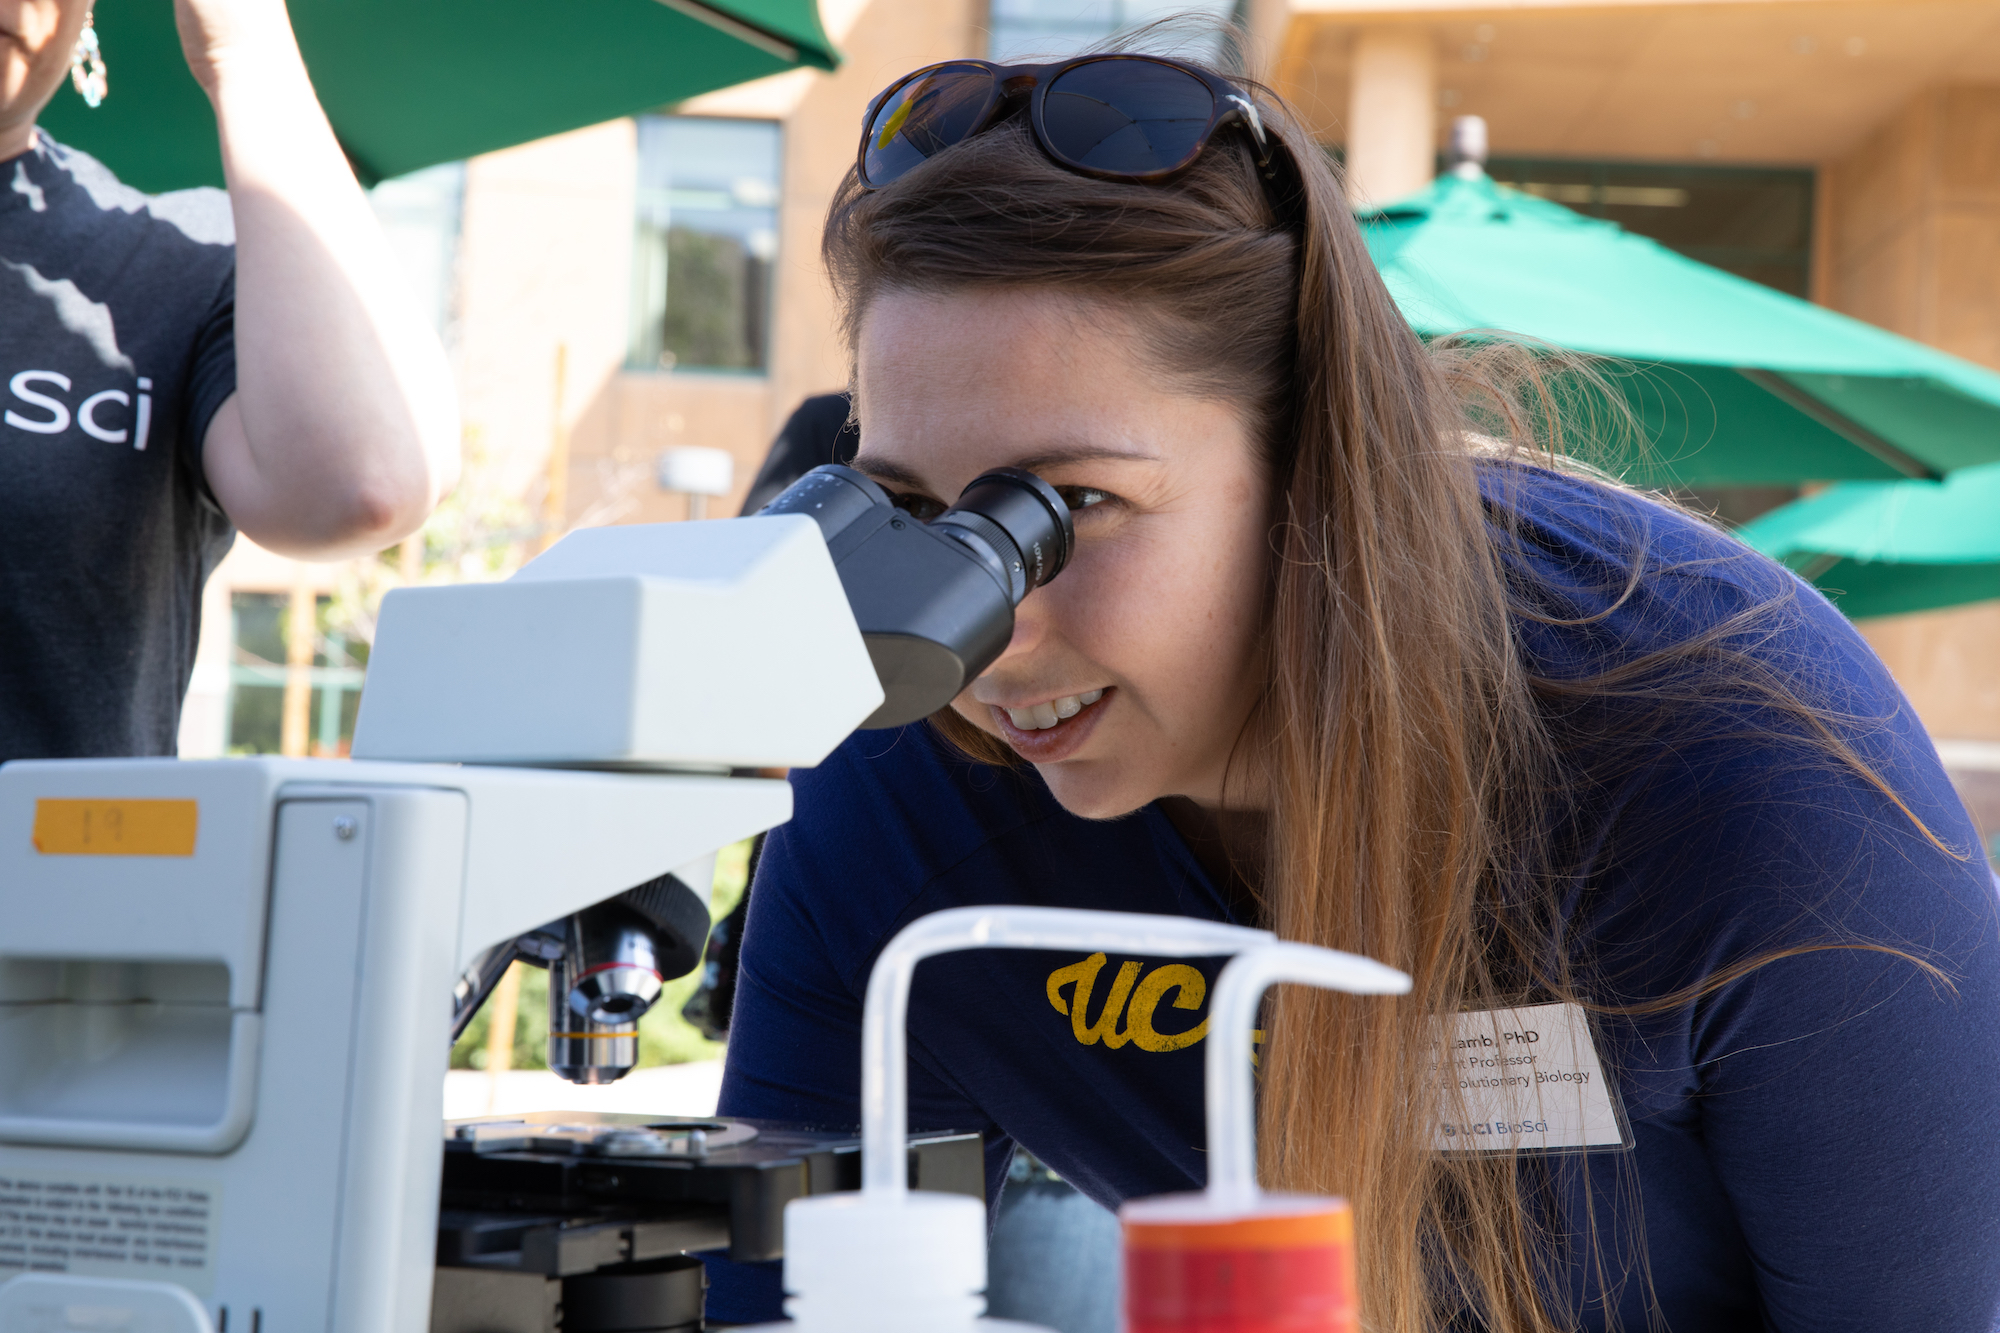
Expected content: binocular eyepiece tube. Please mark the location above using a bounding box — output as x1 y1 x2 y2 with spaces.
760 464 1074 729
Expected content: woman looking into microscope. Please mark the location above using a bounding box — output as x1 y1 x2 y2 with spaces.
1 0 457 762
713 49 2000 1333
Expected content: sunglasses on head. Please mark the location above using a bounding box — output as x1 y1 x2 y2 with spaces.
858 54 1278 191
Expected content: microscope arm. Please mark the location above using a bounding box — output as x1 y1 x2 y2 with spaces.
450 940 519 1045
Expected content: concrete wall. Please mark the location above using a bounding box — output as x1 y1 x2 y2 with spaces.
183 0 991 755
1860 605 2000 743
456 121 639 511
560 0 989 528
537 5 2000 747
1820 85 2000 365
183 2 2000 755
1820 84 2000 742
440 0 996 537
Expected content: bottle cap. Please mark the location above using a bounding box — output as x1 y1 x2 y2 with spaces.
783 1190 988 1333
1121 1192 1358 1333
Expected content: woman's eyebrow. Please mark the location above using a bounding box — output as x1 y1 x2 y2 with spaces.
850 445 1161 490
847 456 930 490
1009 445 1163 473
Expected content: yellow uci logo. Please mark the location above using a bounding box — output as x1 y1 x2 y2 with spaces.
1045 953 1210 1052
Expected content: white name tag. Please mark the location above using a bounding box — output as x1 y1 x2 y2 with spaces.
1431 1002 1630 1154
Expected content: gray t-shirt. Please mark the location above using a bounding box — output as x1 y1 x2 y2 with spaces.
1 132 237 761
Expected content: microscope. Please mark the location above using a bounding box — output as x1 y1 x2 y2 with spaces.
0 465 1071 1333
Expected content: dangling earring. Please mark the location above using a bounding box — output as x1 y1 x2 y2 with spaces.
70 18 108 109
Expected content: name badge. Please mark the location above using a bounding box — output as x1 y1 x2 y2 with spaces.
1432 1002 1630 1154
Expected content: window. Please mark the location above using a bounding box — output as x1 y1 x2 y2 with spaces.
226 592 367 756
989 0 1239 63
1483 159 1815 298
629 117 781 374
368 161 466 339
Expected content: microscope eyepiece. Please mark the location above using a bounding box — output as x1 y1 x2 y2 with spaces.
760 463 1073 729
933 467 1074 602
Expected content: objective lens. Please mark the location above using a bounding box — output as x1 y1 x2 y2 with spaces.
543 875 712 1086
933 467 1074 605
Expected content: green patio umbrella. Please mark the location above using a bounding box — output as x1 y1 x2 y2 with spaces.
35 0 838 192
1734 464 2000 618
1359 171 2000 490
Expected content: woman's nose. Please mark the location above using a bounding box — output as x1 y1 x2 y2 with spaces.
990 596 1047 665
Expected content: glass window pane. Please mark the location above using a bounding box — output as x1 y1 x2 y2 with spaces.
989 0 1236 64
368 162 466 339
1485 159 1814 298
226 592 285 756
224 592 365 757
629 117 782 373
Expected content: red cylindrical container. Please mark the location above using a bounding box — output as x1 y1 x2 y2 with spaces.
1120 1193 1357 1333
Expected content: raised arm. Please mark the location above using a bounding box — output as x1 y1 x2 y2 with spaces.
179 0 459 559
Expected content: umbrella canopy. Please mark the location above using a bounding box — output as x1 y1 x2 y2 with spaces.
1734 464 2000 618
36 0 838 192
1359 171 2000 489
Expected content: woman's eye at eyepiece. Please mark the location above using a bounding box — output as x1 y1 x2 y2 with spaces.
1054 484 1111 513
889 491 947 521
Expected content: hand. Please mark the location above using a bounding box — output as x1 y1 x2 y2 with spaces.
172 0 301 95
0 0 92 160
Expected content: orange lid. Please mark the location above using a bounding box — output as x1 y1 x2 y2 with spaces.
1122 1195 1353 1251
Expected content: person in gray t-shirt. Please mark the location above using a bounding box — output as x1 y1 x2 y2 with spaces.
0 0 460 761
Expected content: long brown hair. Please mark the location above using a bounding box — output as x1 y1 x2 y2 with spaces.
821 60 1956 1333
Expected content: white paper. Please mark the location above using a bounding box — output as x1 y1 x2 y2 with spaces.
1432 1002 1628 1153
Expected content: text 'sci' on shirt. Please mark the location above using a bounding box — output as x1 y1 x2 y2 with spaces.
1 133 237 762
710 466 2000 1333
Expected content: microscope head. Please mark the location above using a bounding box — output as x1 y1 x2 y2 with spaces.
353 464 1072 761
362 466 1074 1084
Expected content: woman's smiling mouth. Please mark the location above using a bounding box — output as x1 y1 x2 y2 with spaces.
1003 688 1105 731
989 687 1114 762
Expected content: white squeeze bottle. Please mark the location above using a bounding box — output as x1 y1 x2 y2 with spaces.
734 905 1275 1333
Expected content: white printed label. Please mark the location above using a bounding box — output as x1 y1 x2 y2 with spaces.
0 1172 221 1296
1432 1002 1628 1153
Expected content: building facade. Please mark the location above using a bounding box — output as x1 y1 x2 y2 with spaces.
185 0 2000 827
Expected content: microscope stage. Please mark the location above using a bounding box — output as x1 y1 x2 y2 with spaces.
437 1112 984 1270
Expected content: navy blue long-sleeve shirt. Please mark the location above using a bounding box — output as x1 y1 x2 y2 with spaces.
712 466 2000 1330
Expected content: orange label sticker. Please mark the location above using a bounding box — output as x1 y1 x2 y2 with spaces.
32 799 199 857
